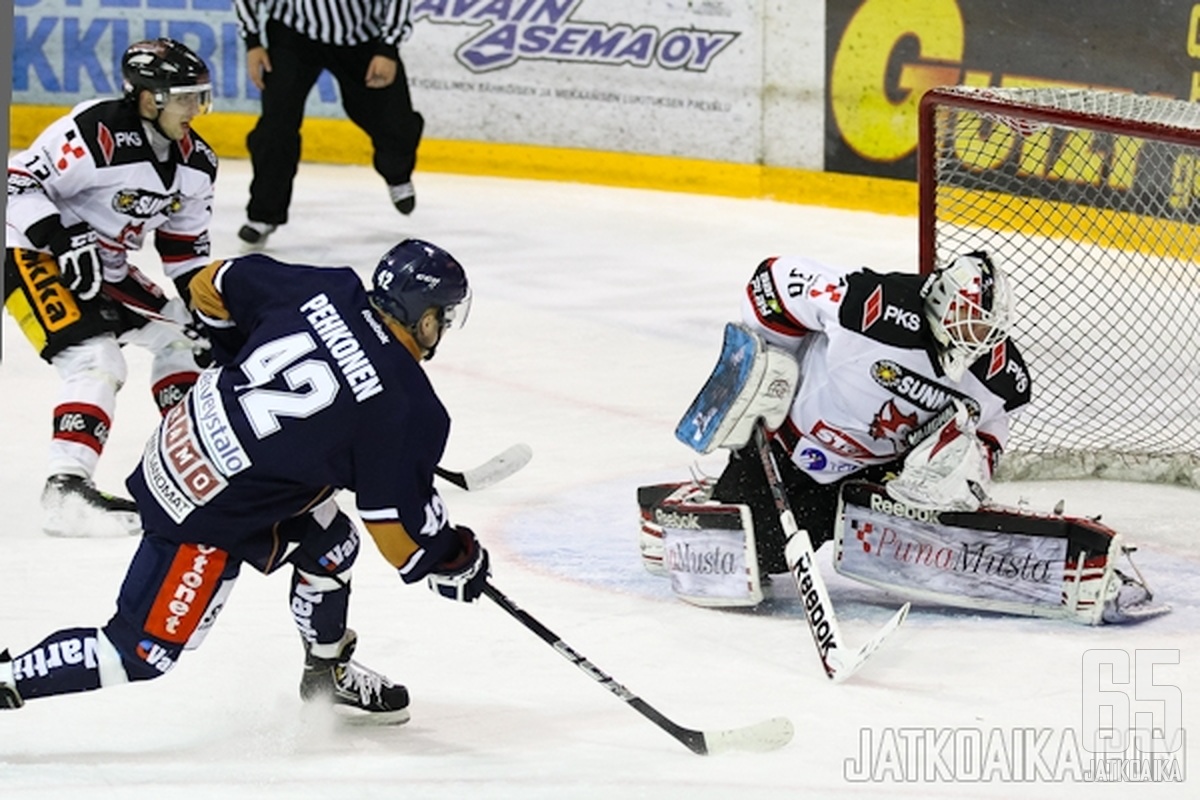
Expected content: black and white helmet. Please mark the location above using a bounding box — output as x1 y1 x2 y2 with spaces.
121 38 212 114
921 250 1013 381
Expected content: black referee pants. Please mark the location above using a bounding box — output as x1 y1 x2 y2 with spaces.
245 19 425 225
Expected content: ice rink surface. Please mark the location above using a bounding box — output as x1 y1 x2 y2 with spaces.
1 160 1197 798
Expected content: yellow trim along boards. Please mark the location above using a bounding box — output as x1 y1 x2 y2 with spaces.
9 105 919 218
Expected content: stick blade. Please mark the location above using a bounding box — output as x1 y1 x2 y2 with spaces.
460 443 533 490
702 716 794 755
827 602 910 683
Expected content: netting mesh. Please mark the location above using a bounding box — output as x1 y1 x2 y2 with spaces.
923 87 1200 486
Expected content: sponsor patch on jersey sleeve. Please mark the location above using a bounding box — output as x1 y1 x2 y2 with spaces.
746 258 808 336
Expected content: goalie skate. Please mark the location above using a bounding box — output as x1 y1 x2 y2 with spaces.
1098 551 1171 624
41 474 142 538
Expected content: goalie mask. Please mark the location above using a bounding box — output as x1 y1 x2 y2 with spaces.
369 239 472 358
921 251 1013 381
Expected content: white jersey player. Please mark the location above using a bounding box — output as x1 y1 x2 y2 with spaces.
643 252 1166 625
677 250 1029 572
4 38 216 537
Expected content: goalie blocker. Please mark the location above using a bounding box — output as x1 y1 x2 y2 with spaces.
833 481 1169 625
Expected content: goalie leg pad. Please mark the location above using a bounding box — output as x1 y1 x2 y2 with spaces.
835 482 1171 625
638 480 762 607
637 479 715 576
675 322 799 455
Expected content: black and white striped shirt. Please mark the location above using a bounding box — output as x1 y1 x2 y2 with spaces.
235 0 413 50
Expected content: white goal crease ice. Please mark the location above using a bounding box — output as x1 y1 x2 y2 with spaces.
919 86 1200 487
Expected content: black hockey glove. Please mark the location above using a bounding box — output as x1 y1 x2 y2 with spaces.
48 222 102 301
426 526 490 603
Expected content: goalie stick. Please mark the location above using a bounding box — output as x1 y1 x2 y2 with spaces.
752 422 909 682
482 582 794 755
435 443 533 490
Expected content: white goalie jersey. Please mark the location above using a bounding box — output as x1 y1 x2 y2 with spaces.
740 256 1032 483
6 97 216 283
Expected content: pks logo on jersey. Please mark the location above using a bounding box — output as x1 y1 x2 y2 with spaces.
112 188 183 219
986 340 1006 379
415 0 739 74
861 286 920 332
870 360 980 415
95 122 144 165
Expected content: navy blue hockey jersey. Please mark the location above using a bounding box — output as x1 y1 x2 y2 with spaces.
126 254 458 581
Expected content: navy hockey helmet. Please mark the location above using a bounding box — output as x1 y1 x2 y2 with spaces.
369 239 472 331
921 250 1014 380
121 38 212 114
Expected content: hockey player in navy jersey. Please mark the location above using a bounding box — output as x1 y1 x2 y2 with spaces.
5 39 216 538
0 239 489 720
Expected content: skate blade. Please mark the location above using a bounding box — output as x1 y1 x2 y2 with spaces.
332 705 412 726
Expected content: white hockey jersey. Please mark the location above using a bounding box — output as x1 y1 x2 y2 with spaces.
6 97 216 282
741 256 1031 484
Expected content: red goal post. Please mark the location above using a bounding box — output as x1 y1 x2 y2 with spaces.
918 86 1200 487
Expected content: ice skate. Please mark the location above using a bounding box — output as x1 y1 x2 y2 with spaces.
388 182 416 215
1102 553 1172 624
41 474 142 538
237 220 276 248
300 629 410 724
0 650 23 710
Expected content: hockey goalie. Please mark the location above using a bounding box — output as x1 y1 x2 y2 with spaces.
638 251 1168 625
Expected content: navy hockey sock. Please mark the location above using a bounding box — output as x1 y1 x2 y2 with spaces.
9 628 106 700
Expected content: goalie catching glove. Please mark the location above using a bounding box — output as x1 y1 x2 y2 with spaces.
886 399 990 512
426 526 490 602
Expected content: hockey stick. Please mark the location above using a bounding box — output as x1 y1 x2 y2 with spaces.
482 582 793 755
752 422 909 682
435 443 533 490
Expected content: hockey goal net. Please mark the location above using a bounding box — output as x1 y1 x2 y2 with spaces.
918 86 1200 487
